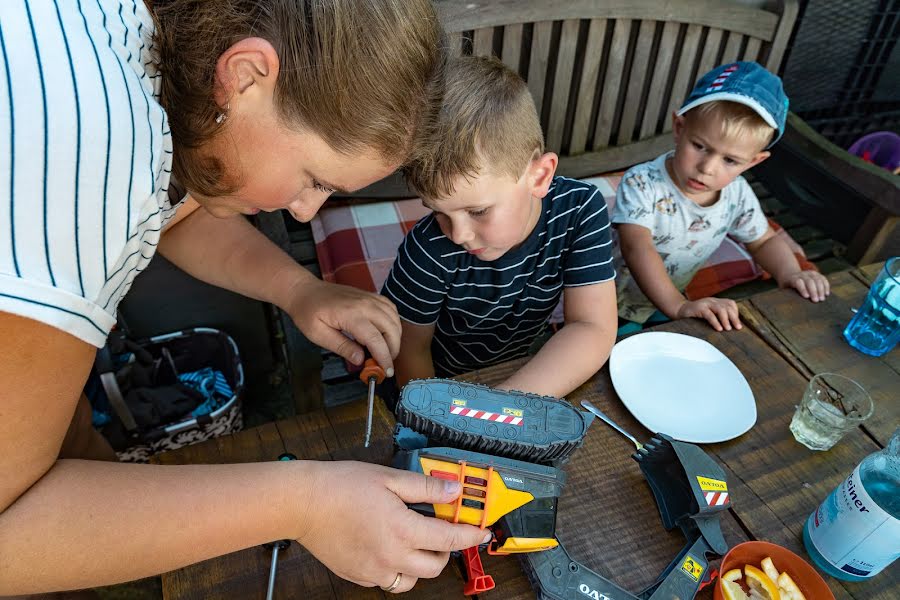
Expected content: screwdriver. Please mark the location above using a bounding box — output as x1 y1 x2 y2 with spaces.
359 356 386 447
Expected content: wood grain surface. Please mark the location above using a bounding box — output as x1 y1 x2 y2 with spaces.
156 310 897 599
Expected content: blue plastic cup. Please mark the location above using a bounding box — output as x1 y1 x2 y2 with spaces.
844 257 900 356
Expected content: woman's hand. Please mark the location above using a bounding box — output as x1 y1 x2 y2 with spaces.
297 461 492 593
676 297 742 331
284 279 401 374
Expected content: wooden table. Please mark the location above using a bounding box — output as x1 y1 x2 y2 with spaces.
154 274 898 600
739 264 899 446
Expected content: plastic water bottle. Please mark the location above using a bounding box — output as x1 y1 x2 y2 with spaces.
803 428 900 580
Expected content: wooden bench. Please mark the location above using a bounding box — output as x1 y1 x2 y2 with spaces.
255 0 895 411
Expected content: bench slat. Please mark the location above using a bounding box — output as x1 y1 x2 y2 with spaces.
569 18 608 154
473 27 494 57
663 23 704 134
527 20 554 124
593 18 631 150
501 23 524 74
617 19 657 146
640 20 680 140
696 27 725 79
720 30 744 64
449 30 463 56
546 19 581 152
743 37 763 62
437 0 779 41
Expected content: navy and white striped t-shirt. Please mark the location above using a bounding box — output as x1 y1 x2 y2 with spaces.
0 0 176 347
382 176 615 377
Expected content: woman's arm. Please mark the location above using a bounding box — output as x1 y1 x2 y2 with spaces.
159 200 400 374
496 280 617 398
0 313 489 594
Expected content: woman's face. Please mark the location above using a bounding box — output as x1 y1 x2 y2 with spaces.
193 105 399 222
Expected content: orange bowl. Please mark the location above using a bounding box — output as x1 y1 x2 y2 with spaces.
712 541 834 600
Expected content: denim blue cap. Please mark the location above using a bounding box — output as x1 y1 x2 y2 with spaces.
677 61 789 147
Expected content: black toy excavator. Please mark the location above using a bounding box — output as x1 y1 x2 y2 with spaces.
392 379 732 599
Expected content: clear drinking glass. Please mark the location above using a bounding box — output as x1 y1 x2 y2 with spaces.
790 373 874 451
844 257 900 357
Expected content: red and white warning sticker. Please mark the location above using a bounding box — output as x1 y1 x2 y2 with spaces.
704 491 730 506
450 405 523 426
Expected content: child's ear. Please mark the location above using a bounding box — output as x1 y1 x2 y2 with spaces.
528 152 559 198
672 112 687 142
747 150 771 170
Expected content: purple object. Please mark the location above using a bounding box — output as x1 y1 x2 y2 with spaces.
848 131 900 173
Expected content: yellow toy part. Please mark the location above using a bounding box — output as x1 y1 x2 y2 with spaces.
489 537 559 555
419 456 535 528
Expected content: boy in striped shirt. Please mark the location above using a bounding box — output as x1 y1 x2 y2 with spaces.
381 56 617 398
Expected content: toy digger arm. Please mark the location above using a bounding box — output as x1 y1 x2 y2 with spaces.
521 535 713 600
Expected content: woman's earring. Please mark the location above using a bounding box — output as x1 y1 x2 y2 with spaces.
215 103 230 124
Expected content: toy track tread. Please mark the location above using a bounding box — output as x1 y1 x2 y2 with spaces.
396 379 590 465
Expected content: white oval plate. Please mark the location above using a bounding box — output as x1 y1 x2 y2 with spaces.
609 331 756 443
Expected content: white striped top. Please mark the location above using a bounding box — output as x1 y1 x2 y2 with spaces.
381 176 616 376
0 0 176 347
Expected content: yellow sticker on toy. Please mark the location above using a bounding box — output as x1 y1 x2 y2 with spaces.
696 476 728 492
681 555 704 581
452 399 467 407
502 408 523 417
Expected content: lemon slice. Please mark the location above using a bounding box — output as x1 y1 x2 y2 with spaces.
761 556 780 582
721 579 750 600
723 568 743 582
745 565 781 600
776 572 806 600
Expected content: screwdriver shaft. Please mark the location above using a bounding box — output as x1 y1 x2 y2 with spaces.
266 544 280 600
364 376 376 447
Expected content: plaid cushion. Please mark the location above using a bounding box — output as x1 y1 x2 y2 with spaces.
311 174 813 309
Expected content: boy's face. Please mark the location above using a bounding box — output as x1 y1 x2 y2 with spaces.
423 153 557 262
669 112 770 205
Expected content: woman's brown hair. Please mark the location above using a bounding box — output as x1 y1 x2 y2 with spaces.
149 0 445 197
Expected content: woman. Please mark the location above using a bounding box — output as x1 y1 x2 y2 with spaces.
0 0 489 595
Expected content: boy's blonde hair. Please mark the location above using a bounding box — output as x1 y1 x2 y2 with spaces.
405 56 544 200
684 101 775 151
151 0 445 197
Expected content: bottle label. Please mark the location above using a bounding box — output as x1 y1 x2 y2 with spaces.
807 465 900 577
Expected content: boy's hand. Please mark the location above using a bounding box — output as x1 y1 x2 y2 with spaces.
676 297 742 332
780 270 830 302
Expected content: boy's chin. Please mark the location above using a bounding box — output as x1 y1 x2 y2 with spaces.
472 248 506 261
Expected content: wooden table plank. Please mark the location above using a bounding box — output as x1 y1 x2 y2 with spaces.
856 262 885 286
742 269 900 447
156 313 897 599
644 319 888 599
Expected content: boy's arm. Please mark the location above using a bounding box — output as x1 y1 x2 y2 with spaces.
618 223 741 331
394 320 436 388
496 280 616 398
745 227 830 302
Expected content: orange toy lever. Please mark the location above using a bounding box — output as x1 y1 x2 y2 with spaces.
360 357 386 448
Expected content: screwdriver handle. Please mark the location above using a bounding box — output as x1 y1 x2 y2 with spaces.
360 358 386 385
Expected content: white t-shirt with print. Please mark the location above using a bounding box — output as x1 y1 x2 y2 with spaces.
612 152 768 323
0 0 177 347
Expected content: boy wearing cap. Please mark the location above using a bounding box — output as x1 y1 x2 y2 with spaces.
613 62 830 332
